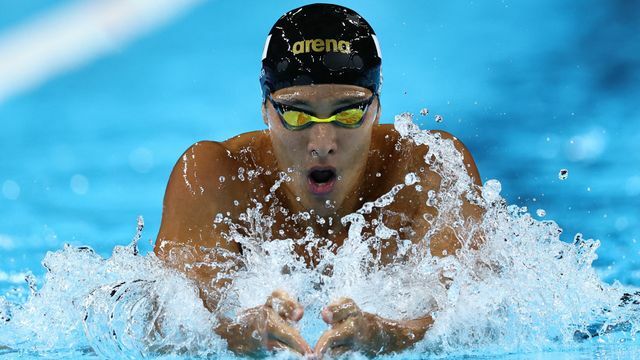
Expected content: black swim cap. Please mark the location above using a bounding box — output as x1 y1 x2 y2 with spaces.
260 3 382 99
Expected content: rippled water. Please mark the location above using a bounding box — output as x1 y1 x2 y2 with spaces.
1 115 639 359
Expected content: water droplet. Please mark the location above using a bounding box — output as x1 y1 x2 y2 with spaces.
376 172 382 177
219 176 225 183
25 273 38 296
415 185 423 192
420 108 429 116
70 174 89 195
214 213 224 223
482 179 502 203
233 200 239 206
536 209 546 217
296 196 301 202
427 190 437 207
404 173 418 186
2 180 20 200
573 233 583 244
435 115 443 123
558 169 569 180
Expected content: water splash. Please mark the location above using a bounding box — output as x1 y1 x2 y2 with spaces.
559 169 569 180
1 113 638 358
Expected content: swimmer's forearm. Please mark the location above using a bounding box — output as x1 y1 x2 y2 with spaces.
366 313 433 353
214 315 264 356
213 290 312 356
316 298 434 356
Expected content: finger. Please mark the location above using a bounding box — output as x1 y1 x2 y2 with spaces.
266 311 313 355
266 290 304 322
322 298 360 324
314 320 355 356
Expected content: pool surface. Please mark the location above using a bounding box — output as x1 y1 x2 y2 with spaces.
1 1 639 358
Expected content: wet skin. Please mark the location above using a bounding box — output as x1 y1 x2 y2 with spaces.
154 84 484 357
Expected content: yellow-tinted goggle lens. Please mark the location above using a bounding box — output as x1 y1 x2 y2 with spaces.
334 108 365 125
281 108 366 128
282 111 312 127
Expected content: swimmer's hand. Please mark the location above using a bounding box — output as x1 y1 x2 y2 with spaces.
314 297 433 358
215 290 312 357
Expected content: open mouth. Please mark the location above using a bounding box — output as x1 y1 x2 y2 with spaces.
307 167 337 195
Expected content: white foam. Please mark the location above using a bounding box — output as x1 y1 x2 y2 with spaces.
1 114 638 357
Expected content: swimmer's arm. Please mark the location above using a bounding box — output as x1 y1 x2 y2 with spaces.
314 298 433 357
154 142 311 355
214 290 312 356
155 142 243 310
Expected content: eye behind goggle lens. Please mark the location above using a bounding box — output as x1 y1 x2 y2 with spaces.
283 109 364 128
282 111 312 127
335 108 365 125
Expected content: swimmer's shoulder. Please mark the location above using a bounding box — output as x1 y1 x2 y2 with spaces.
166 141 237 199
222 130 277 172
174 130 270 170
372 124 467 151
222 130 270 154
427 129 481 186
371 124 481 186
166 130 274 196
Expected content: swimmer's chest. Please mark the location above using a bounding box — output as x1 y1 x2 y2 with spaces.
268 191 433 268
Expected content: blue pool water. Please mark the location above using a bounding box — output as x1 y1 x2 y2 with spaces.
1 0 639 358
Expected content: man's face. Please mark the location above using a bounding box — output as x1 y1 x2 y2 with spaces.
263 84 380 216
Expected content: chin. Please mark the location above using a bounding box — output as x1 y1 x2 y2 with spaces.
314 191 347 215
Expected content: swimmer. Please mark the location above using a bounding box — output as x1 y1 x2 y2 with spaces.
154 3 484 358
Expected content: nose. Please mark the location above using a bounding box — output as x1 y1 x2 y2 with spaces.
307 124 337 159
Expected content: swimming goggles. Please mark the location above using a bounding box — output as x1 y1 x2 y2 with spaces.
267 95 376 130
